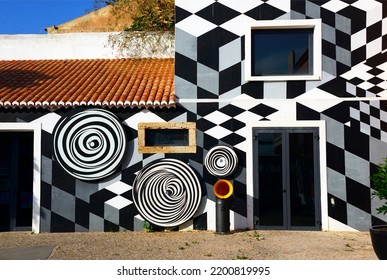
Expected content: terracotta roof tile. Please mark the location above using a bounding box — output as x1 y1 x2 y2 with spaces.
0 58 175 109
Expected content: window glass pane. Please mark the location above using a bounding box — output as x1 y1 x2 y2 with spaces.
145 129 189 146
289 133 316 227
257 133 283 226
252 28 313 76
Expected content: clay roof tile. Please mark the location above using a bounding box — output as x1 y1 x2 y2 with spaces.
0 58 175 109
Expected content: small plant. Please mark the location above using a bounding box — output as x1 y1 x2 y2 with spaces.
370 158 387 215
143 220 154 232
236 252 249 260
251 230 265 241
369 158 387 260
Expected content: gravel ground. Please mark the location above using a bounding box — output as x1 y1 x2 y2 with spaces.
0 230 377 260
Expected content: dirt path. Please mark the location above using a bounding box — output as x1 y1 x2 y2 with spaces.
0 230 377 260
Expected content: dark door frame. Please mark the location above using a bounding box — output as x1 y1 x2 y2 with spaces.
0 123 41 232
246 121 328 231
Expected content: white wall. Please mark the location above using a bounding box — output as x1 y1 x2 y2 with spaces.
0 32 174 60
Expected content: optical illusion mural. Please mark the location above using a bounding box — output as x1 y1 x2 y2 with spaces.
204 145 239 178
53 109 127 181
133 158 202 228
0 0 386 232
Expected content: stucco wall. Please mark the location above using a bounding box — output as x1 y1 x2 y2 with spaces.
0 32 174 60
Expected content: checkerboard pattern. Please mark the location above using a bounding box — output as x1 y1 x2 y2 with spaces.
0 0 386 232
175 0 387 231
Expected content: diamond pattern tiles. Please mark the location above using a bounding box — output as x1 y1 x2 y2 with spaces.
175 0 387 232
175 0 289 96
341 51 387 142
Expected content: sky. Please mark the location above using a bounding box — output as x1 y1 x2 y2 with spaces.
0 0 103 34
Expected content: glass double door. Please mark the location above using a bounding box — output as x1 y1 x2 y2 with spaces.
0 132 33 231
253 128 321 230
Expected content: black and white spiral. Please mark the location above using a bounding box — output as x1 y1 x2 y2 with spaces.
133 158 202 228
53 109 127 181
204 145 238 178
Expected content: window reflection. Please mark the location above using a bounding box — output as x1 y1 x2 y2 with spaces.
252 28 313 76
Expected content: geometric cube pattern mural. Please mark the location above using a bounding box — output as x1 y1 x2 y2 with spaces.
0 0 386 232
175 0 387 231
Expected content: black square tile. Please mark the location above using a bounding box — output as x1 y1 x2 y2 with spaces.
322 40 336 60
291 0 305 14
348 77 364 86
338 6 366 34
344 126 370 161
175 52 197 85
219 63 241 94
220 133 245 147
75 198 90 229
220 118 246 132
249 104 278 117
352 45 367 67
367 21 382 43
219 104 245 118
245 3 286 20
326 142 345 174
89 189 116 218
40 182 52 210
242 81 264 99
296 103 320 121
287 81 306 98
119 204 138 231
176 6 192 24
346 177 371 213
51 212 75 232
196 117 217 132
51 161 76 195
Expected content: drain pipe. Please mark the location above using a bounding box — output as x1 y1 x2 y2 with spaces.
213 179 233 234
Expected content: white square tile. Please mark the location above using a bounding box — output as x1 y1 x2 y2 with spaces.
351 29 366 51
205 125 232 139
176 15 217 38
219 0 264 13
105 196 131 210
203 110 231 125
322 0 349 13
123 109 165 130
105 181 132 195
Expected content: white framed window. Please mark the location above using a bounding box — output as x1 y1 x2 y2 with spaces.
245 19 322 81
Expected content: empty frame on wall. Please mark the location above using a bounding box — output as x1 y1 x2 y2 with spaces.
138 122 196 153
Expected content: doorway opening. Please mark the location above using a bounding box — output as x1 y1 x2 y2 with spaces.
253 127 321 230
0 132 34 231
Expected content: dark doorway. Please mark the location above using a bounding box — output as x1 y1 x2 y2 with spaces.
0 132 34 231
253 128 321 230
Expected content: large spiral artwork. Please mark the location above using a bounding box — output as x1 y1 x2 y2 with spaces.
53 109 127 181
204 145 238 178
133 158 202 228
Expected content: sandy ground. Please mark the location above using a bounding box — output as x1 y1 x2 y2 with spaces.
0 230 378 260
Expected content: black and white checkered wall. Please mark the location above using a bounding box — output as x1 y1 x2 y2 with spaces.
175 0 387 231
0 0 386 232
